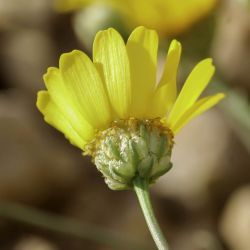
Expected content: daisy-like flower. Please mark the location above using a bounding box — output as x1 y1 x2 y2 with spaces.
37 26 224 190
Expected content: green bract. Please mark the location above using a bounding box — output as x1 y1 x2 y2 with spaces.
91 119 173 190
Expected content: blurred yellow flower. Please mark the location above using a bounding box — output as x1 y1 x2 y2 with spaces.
54 0 217 35
37 26 224 151
110 0 218 35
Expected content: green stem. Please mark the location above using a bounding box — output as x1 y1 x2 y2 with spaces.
133 177 169 250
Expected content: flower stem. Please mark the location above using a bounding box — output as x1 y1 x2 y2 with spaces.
133 177 169 250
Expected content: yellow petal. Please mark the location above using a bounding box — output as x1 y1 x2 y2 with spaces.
37 91 86 149
43 67 94 142
167 58 215 127
59 50 112 129
146 83 172 119
158 40 181 101
146 40 181 118
93 28 131 119
171 93 225 134
126 26 158 118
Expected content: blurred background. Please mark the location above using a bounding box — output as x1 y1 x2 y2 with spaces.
0 0 249 249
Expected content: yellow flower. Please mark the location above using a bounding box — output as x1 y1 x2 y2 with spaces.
109 0 217 35
37 26 225 190
54 0 217 36
37 26 224 152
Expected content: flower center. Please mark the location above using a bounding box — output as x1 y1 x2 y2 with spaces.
85 118 174 190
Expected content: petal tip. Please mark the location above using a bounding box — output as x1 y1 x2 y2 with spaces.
59 50 80 67
36 91 49 112
197 58 216 75
43 67 59 82
204 58 214 66
169 39 182 53
59 49 88 71
171 39 180 46
132 26 150 32
94 28 122 50
217 92 226 100
98 27 119 36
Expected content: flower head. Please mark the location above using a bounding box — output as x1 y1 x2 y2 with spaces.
37 26 224 189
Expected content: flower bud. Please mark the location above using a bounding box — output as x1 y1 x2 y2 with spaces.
86 119 173 190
